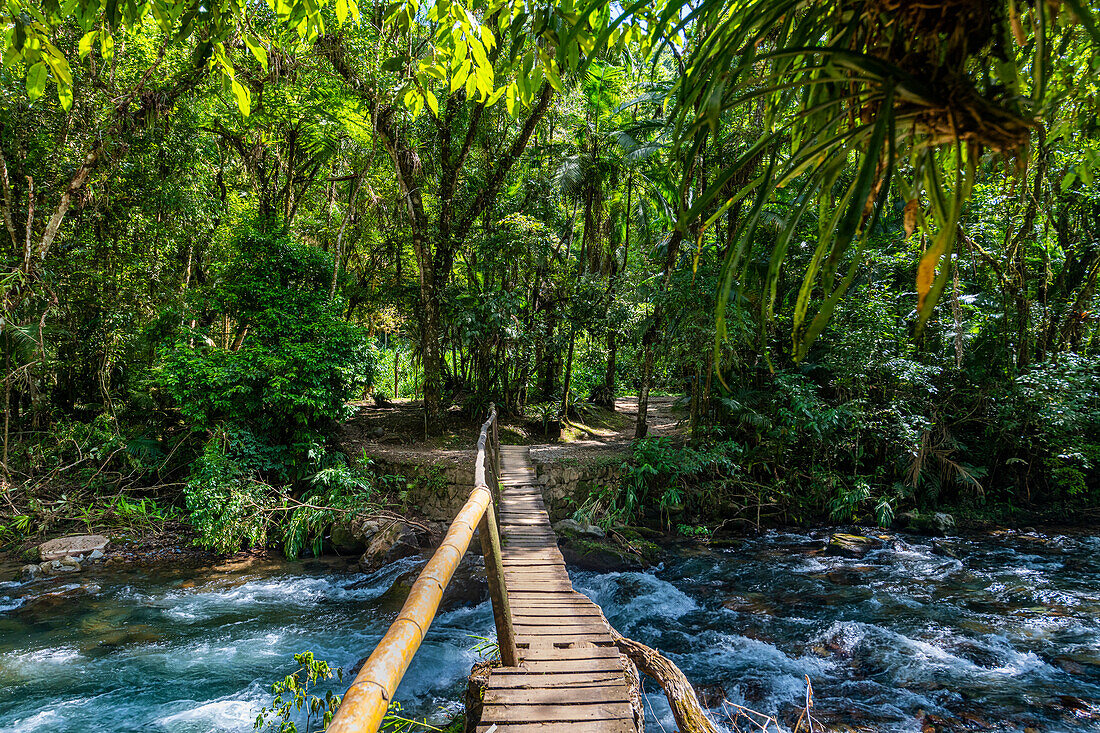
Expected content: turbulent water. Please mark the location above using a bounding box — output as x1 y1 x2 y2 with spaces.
2 529 1099 732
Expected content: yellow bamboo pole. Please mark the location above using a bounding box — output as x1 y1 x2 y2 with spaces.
328 405 516 732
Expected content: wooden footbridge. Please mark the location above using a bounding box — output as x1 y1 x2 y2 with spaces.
329 406 637 733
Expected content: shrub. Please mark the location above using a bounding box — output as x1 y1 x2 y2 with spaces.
157 229 375 553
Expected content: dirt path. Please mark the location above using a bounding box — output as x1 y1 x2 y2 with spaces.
339 395 685 469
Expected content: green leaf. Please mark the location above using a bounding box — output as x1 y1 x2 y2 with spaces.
245 36 269 73
231 78 251 116
424 89 438 116
335 0 348 24
26 62 47 101
57 83 73 111
381 56 405 72
78 30 97 59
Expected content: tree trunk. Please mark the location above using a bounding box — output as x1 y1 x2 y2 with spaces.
559 329 576 419
634 324 657 440
598 330 618 409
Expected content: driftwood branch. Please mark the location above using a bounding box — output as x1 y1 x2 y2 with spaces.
608 626 720 733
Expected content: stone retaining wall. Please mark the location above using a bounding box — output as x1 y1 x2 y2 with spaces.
371 455 622 523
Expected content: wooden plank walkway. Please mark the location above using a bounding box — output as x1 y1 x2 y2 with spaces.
478 445 635 733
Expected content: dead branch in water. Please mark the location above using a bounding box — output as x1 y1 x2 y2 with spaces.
608 625 820 733
607 626 720 733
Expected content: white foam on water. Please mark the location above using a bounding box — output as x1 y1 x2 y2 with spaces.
0 697 93 733
156 695 262 731
2 646 82 667
572 570 696 632
122 560 419 625
2 709 62 733
816 620 1051 685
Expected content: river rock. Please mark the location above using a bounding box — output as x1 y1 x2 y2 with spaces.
41 558 81 575
560 536 645 572
826 533 884 558
552 518 605 539
21 564 42 581
825 566 871 585
38 535 109 562
722 592 779 615
898 511 956 535
930 538 960 559
358 521 421 571
332 517 387 555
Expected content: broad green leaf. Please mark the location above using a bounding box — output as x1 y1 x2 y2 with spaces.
26 62 47 100
424 89 438 116
78 30 97 59
245 36 269 73
231 78 251 116
450 60 470 93
57 82 73 112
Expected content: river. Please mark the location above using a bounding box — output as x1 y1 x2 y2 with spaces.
2 528 1098 732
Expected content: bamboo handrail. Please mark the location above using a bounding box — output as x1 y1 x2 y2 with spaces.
328 404 516 733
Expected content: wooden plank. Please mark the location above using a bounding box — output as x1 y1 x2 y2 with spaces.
513 615 604 624
508 592 590 602
507 582 575 590
515 633 615 644
480 702 634 723
483 686 629 706
487 672 626 689
519 646 621 660
517 657 624 673
512 604 600 615
476 721 636 733
508 592 591 600
513 624 611 635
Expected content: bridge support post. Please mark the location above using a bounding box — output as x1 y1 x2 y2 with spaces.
478 491 518 667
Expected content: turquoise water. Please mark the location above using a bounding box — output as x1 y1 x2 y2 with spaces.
3 529 1100 732
0 555 492 732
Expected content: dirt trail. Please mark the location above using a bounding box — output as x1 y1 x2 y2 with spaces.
339 395 685 469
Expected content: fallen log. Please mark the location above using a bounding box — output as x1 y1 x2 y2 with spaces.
608 626 720 733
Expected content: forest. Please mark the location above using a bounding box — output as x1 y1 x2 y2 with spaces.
1 0 1099 552
3 2 1100 732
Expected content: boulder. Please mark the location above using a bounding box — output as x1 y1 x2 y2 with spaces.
930 538 961 559
46 558 81 574
560 536 645 573
332 517 389 555
552 518 606 539
898 511 956 535
38 535 109 562
825 533 884 559
358 521 421 571
21 564 42 581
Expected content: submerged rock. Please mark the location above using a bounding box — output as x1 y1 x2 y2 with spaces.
41 558 81 575
722 592 779 616
826 533 884 558
825 566 871 585
930 538 961 559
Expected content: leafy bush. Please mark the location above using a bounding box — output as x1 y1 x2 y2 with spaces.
157 229 376 553
997 354 1100 500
